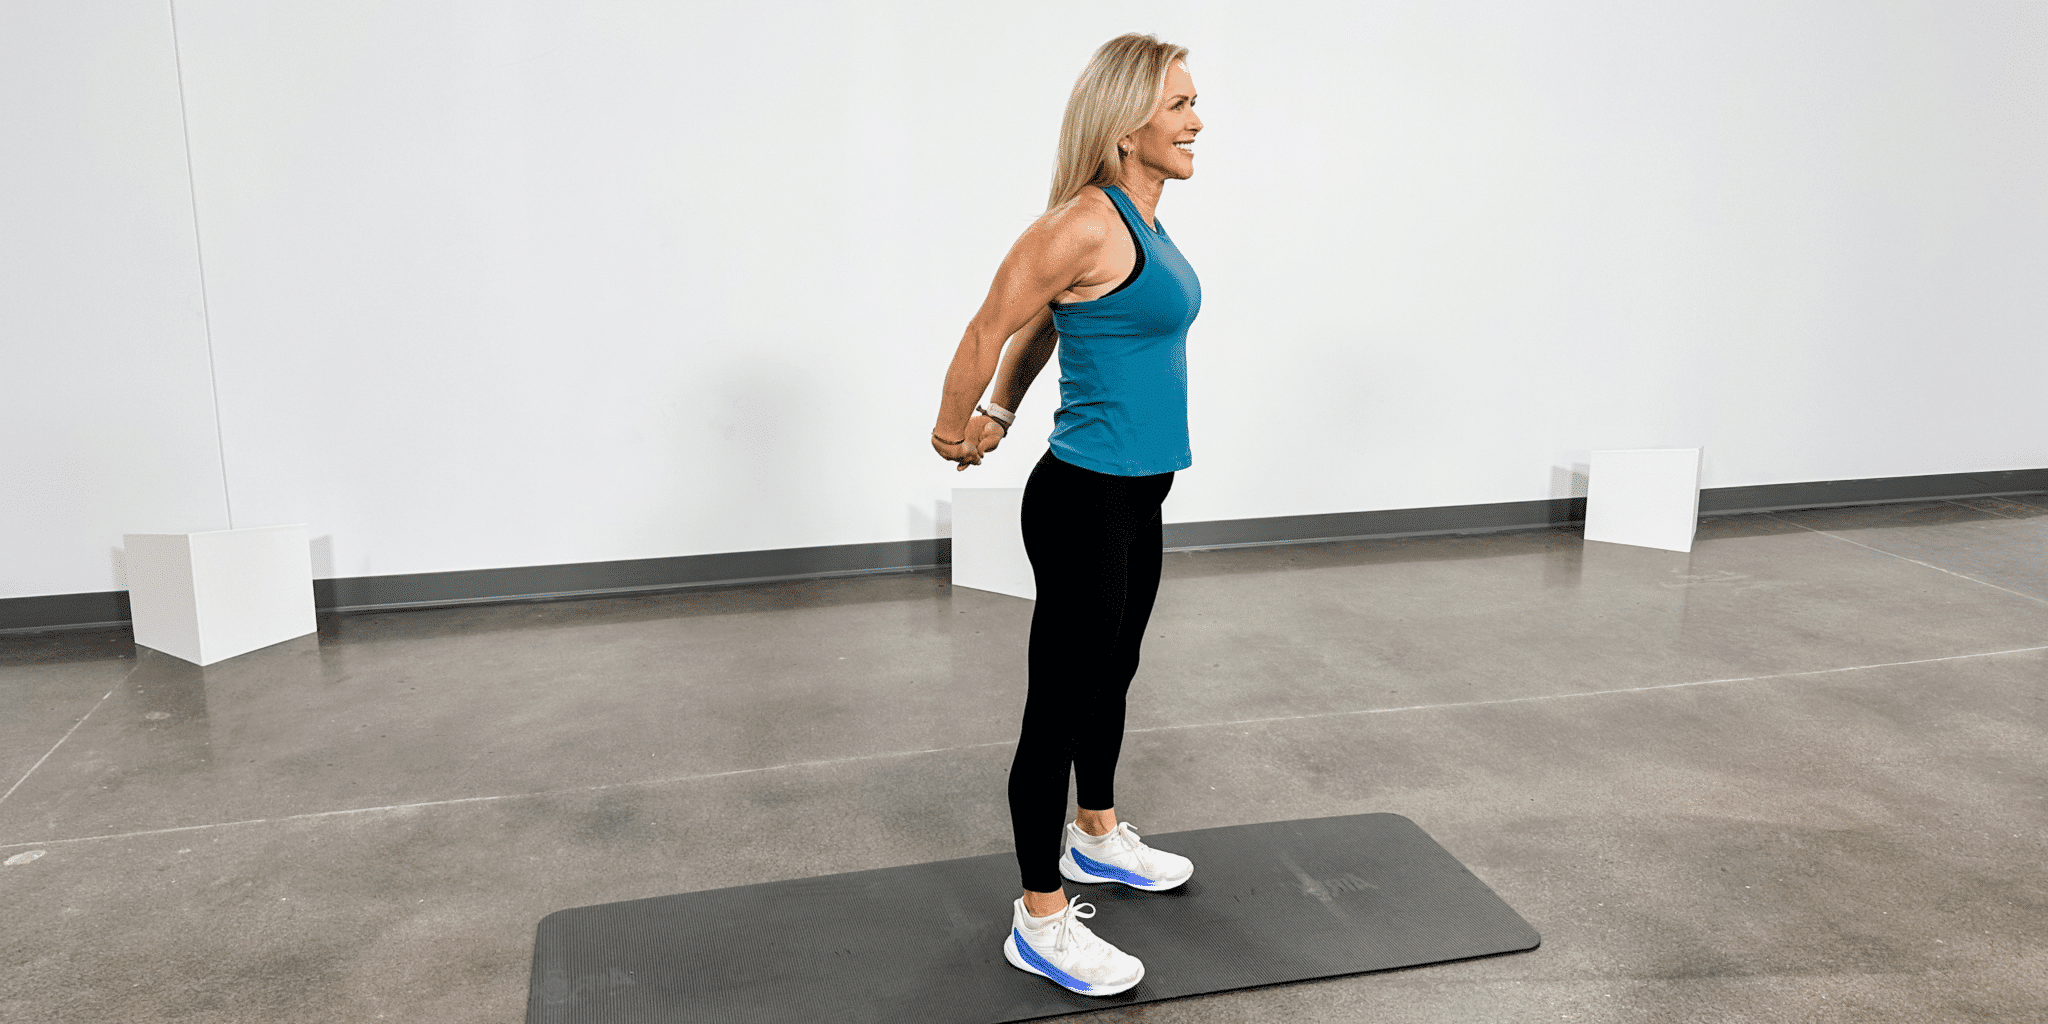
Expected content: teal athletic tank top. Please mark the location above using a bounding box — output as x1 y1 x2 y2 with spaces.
1046 184 1201 477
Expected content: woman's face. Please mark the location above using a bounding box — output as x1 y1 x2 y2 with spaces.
1123 60 1201 184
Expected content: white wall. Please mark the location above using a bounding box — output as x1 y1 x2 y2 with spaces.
5 0 2044 601
2 2 221 598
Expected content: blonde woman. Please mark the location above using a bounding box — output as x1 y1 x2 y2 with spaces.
930 34 1204 996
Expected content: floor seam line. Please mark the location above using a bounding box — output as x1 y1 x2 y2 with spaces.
0 739 1020 851
1773 510 2048 607
6 644 2042 852
1126 644 2048 735
0 668 130 811
1944 496 2048 523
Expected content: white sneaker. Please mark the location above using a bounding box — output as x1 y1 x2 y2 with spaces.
1003 895 1145 996
1059 821 1194 891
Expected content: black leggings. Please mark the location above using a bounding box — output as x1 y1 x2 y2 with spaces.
1008 448 1175 893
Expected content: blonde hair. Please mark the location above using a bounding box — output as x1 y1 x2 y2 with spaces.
1046 34 1190 213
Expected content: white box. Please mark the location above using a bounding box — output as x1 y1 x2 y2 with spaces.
124 524 317 666
1584 448 1703 552
950 488 1035 601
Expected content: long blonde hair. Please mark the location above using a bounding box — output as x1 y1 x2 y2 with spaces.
1046 34 1190 213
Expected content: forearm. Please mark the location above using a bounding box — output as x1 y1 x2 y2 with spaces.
933 329 1004 442
990 315 1057 414
934 312 1056 441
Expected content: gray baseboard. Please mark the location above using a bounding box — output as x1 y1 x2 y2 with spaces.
4 467 2043 637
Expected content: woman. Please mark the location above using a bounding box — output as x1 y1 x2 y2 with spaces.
929 34 1203 997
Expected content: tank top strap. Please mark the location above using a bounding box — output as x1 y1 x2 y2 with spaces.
1101 184 1153 242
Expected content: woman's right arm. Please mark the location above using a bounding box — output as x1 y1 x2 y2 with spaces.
932 202 1103 451
989 306 1057 414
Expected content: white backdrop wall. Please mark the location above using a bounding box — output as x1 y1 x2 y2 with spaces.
4 0 2044 601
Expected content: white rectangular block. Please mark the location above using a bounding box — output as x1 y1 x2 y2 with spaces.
125 524 318 666
1584 448 1703 553
950 488 1034 601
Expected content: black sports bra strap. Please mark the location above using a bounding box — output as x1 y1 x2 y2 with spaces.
1100 188 1146 300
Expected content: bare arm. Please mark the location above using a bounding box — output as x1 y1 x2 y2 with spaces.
989 306 1057 415
933 204 1101 444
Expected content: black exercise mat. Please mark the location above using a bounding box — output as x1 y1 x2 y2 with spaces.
527 812 1539 1023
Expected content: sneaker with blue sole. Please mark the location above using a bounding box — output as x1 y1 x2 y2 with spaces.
1003 895 1144 996
1058 820 1194 891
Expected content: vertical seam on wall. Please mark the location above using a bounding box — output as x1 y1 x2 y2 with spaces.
167 0 232 530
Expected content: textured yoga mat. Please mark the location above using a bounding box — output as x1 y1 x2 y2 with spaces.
526 812 1540 1023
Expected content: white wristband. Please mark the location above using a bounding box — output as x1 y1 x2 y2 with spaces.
978 402 1015 430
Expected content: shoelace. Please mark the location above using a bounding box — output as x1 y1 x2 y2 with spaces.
1048 897 1109 961
1091 822 1150 869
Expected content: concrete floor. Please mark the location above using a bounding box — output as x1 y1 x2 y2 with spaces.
2 496 2044 1023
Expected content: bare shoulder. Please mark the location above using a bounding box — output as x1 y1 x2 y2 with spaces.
1053 185 1120 237
971 186 1121 330
1028 186 1118 250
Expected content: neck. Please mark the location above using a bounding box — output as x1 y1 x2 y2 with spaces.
1113 173 1165 227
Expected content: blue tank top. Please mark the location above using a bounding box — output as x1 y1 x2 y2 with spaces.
1046 184 1201 477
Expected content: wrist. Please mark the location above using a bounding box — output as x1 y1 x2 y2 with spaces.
979 402 1016 429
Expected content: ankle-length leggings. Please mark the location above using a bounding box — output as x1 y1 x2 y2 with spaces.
1008 448 1175 894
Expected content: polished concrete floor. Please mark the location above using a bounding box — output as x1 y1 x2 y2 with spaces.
3 496 2045 1023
